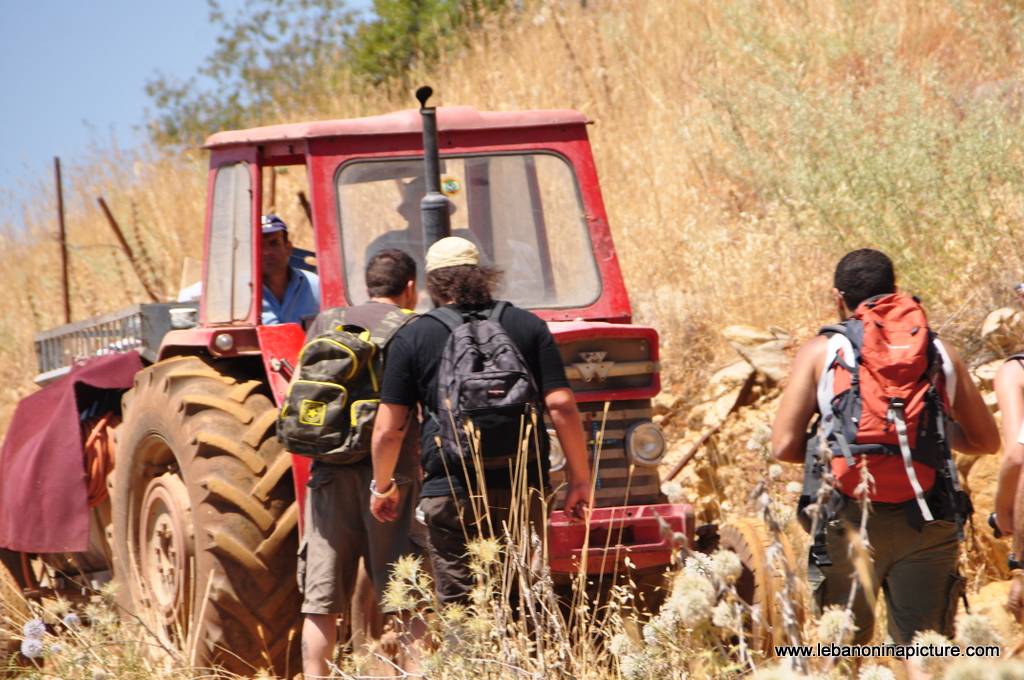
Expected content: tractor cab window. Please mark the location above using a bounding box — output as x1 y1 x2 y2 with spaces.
336 153 601 311
206 162 253 323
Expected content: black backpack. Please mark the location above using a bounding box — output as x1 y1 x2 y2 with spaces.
428 302 539 462
278 306 415 464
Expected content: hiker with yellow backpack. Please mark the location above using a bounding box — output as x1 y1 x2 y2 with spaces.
772 249 999 646
277 249 424 678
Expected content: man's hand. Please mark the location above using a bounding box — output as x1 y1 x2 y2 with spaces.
370 485 402 523
1007 573 1024 623
563 480 590 522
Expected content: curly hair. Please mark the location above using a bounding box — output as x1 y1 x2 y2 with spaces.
426 265 502 307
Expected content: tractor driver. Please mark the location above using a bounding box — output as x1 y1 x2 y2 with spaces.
261 214 321 325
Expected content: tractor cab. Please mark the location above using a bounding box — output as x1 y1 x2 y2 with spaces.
195 106 630 328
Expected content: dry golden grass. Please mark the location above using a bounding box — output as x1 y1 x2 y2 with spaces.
2 3 1024 674
5 0 1024 418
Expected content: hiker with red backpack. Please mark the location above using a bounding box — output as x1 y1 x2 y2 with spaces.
772 249 999 646
368 236 592 605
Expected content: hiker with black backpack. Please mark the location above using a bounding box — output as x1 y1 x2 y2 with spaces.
368 236 592 605
279 249 424 679
772 249 999 649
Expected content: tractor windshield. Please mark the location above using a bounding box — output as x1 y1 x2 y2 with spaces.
336 153 601 311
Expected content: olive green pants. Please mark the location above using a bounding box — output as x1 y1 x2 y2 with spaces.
808 501 964 645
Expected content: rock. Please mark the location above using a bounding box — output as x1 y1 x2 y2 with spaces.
985 391 1000 413
652 391 682 416
973 360 1004 391
966 452 1000 521
968 580 1022 646
705 361 756 400
722 325 791 383
981 307 1024 354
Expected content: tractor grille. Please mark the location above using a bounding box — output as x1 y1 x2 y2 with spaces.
559 338 657 393
548 399 665 508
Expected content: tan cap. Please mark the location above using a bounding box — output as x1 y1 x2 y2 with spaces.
425 236 480 273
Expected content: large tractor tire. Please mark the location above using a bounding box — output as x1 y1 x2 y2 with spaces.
111 355 301 675
718 518 804 654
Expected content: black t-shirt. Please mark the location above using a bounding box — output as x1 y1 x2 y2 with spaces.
380 302 570 497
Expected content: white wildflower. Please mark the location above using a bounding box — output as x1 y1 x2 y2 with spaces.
712 600 742 630
858 664 896 680
663 573 712 630
954 613 1002 649
911 630 951 676
747 425 772 452
682 553 714 579
608 632 635 657
816 606 856 644
661 480 685 503
22 618 45 639
710 550 744 585
769 464 783 481
20 637 43 659
752 665 806 679
619 652 651 680
49 642 63 655
786 481 803 494
62 612 81 629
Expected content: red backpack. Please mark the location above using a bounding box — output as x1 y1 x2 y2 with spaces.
813 293 959 520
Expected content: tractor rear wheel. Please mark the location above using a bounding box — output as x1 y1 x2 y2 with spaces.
718 517 804 654
111 355 301 675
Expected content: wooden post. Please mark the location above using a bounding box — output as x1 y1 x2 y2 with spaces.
96 196 161 302
54 157 71 324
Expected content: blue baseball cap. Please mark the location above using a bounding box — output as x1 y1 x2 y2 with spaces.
261 214 288 235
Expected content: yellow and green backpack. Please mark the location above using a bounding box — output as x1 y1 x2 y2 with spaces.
277 307 415 464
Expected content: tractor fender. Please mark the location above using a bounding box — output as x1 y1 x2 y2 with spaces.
158 323 312 514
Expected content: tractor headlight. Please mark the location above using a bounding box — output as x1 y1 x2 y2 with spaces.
547 429 566 472
625 421 666 467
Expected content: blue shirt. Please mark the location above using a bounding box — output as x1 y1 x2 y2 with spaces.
262 268 320 325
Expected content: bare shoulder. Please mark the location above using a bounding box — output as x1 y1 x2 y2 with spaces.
996 356 1024 389
792 334 829 381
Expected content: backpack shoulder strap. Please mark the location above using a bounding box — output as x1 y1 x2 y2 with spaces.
930 336 957 409
425 306 465 333
488 300 510 322
1007 352 1024 367
370 308 418 348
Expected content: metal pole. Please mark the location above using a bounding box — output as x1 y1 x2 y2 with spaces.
54 157 71 323
96 196 161 302
297 191 312 226
415 86 451 248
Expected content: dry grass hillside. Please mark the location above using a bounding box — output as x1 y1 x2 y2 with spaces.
3 0 1024 676
6 1 1024 409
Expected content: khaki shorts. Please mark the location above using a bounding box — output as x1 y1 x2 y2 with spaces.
808 500 963 645
419 487 548 605
297 461 424 615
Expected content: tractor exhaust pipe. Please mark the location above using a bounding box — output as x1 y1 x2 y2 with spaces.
415 86 451 248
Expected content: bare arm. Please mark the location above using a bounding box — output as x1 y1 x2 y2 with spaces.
995 361 1024 534
771 336 826 463
370 402 411 522
544 387 591 518
944 343 1000 455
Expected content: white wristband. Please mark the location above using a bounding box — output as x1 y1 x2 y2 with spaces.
370 478 397 499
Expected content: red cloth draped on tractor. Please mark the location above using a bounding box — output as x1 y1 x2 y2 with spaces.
0 353 141 553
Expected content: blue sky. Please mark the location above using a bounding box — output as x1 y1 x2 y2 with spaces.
0 1 368 226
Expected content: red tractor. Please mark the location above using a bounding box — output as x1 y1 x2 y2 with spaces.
0 93 798 674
